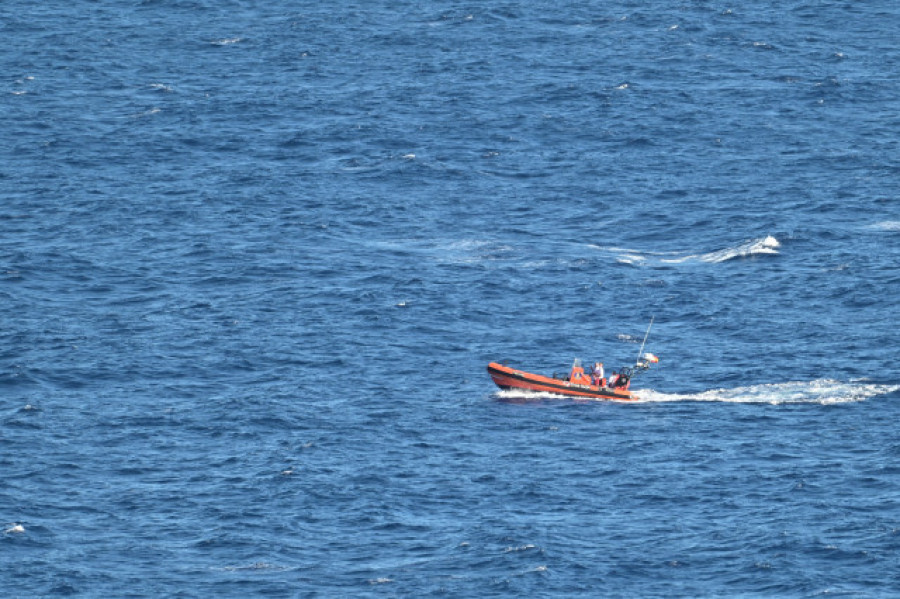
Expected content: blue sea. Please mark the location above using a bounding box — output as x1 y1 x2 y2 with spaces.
3 1 900 596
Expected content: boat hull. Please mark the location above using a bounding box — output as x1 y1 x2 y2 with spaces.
487 362 637 401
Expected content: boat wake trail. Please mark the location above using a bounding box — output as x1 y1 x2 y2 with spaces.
637 380 900 405
592 235 780 266
689 235 780 264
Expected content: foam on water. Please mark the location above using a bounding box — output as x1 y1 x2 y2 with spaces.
869 221 900 232
637 380 900 405
660 235 781 264
495 380 899 405
494 389 572 402
494 389 640 404
595 236 781 266
694 235 781 264
494 389 638 403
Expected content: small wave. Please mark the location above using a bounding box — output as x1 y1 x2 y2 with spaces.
595 236 780 266
637 380 899 405
695 235 780 263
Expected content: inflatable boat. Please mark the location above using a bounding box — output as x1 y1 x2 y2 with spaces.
488 320 659 401
487 360 643 401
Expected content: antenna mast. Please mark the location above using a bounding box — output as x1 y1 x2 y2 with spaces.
635 316 654 368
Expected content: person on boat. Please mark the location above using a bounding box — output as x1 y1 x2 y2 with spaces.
608 371 630 389
591 362 605 387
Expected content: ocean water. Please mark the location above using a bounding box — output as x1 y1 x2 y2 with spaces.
2 1 900 596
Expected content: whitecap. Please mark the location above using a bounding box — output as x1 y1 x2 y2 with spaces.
697 235 780 263
596 236 780 266
5 523 25 534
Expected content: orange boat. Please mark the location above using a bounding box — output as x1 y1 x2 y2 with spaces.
487 360 643 401
488 320 659 401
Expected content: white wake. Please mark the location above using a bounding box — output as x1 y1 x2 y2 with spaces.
591 235 781 266
636 380 899 405
692 235 780 264
494 380 899 405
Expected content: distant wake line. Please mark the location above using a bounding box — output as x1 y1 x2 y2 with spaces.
592 235 780 266
496 380 899 405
